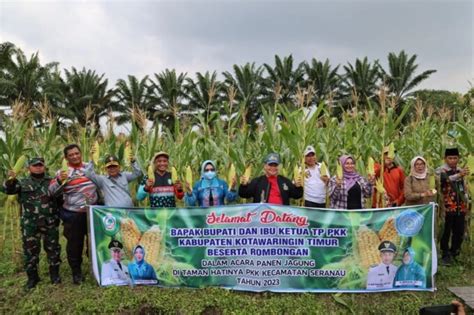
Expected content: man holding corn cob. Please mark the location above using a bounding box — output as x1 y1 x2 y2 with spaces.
85 153 142 207
49 144 98 284
239 153 303 205
136 152 184 207
303 146 329 208
3 157 61 289
436 148 470 266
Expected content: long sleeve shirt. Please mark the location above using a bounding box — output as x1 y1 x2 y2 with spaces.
85 161 142 207
328 176 373 209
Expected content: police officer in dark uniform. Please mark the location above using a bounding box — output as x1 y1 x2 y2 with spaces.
3 157 61 289
366 240 398 290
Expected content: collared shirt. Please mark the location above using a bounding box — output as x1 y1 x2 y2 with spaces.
366 263 398 290
85 161 142 207
304 163 329 204
101 259 130 286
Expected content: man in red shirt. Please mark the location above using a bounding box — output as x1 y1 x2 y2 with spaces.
239 153 303 205
372 147 406 208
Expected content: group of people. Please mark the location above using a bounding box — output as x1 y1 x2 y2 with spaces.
2 142 470 289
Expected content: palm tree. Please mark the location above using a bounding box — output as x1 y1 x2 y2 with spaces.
59 67 114 127
222 62 265 126
185 71 223 125
303 58 340 106
114 75 151 125
263 54 305 106
380 50 436 105
341 57 380 108
149 69 187 134
0 43 61 109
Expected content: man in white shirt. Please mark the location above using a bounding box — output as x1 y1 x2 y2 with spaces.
366 241 398 290
303 145 329 208
101 240 131 286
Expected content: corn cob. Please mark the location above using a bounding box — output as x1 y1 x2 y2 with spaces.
227 163 236 187
61 159 69 183
92 141 100 165
185 165 193 187
120 218 141 256
244 165 252 179
293 165 300 180
378 217 400 247
124 141 132 167
139 225 163 266
387 143 395 159
147 164 155 182
367 157 375 176
375 178 385 193
356 226 381 269
8 155 27 179
428 173 436 193
281 166 288 177
171 166 178 183
336 161 343 179
467 155 474 173
320 161 328 177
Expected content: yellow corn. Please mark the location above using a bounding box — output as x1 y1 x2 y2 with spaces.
120 217 141 256
61 159 69 183
428 174 436 192
171 166 178 183
367 157 375 176
147 164 155 182
293 165 300 180
378 217 400 247
92 141 100 165
356 226 381 269
185 166 193 187
467 155 474 172
336 161 343 179
281 166 288 177
387 143 395 159
227 163 236 187
139 225 163 266
244 165 252 179
320 161 328 177
124 141 132 167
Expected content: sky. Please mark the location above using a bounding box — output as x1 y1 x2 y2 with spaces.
0 0 472 93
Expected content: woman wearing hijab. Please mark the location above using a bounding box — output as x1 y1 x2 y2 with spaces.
328 155 374 209
393 247 426 288
404 156 435 206
185 160 237 207
127 245 158 284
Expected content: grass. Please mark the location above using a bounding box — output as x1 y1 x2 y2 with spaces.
0 205 472 314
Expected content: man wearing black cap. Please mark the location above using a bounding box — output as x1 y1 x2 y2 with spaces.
85 153 142 207
239 153 303 205
100 239 130 286
2 157 61 289
436 148 470 266
366 240 398 290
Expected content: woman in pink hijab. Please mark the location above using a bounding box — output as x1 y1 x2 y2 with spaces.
328 155 375 209
404 156 435 205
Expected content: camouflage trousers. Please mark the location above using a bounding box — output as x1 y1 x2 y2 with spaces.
21 213 61 273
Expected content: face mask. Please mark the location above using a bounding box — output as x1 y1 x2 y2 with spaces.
204 171 216 180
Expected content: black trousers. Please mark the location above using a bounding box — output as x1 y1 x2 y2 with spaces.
440 212 465 257
304 200 326 208
61 210 88 273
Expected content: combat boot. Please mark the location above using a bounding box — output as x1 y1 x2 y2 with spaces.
72 269 84 285
49 265 61 284
26 270 40 289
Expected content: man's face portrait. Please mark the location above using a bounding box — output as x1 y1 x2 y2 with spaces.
381 251 395 265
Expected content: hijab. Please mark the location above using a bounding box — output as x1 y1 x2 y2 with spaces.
409 156 427 179
200 160 219 189
133 245 145 266
339 155 362 190
402 247 415 266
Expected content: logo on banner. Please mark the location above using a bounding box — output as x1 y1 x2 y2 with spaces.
102 213 119 236
395 209 424 236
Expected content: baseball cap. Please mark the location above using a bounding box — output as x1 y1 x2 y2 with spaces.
28 157 45 166
304 145 316 156
105 155 120 167
264 153 280 165
153 151 169 161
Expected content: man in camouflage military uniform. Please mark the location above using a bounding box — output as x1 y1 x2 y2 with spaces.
3 157 61 289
